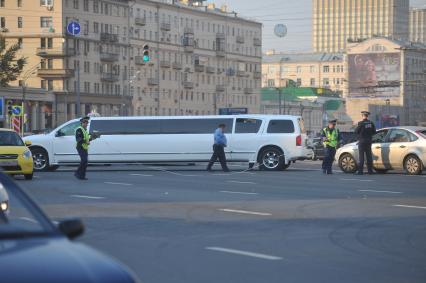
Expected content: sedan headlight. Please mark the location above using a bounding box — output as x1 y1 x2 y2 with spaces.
0 201 8 212
23 149 32 159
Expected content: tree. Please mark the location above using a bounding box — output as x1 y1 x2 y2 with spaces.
0 36 26 87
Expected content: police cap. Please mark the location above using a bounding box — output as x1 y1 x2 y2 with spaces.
80 116 90 123
361 111 370 116
328 119 337 124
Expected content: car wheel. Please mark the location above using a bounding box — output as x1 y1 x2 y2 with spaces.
339 153 357 173
374 168 388 174
31 148 49 172
24 173 33 180
259 147 284 171
404 155 423 175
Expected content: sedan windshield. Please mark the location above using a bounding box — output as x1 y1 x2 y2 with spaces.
0 132 24 147
0 177 52 238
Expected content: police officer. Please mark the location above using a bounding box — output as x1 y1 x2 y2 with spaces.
355 111 376 175
320 119 342 174
206 123 230 172
74 117 92 180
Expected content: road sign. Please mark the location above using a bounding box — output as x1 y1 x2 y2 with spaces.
67 21 81 36
219 108 248 115
11 105 23 117
0 97 4 120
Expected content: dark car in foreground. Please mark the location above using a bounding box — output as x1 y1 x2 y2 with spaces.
0 173 138 283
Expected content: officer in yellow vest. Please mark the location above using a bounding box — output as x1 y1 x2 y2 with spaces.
320 119 342 174
74 117 92 180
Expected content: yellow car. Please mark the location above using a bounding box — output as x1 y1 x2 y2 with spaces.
0 128 34 180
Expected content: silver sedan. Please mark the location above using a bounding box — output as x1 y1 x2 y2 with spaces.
335 126 426 175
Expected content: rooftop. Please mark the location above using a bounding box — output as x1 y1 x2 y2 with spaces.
262 53 344 64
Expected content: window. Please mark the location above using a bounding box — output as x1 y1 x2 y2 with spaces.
372 129 389 143
0 0 4 7
40 0 53 6
267 120 295 134
73 0 79 9
17 17 22 28
296 66 302 73
323 78 329 86
93 0 99 13
296 78 302 86
267 79 275 87
59 121 80 136
310 65 315 73
235 118 262 134
323 65 329 73
0 17 5 28
17 0 22 7
40 17 52 28
387 129 416 143
83 0 89 11
310 78 315 86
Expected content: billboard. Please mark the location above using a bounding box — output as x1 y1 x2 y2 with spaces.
348 53 400 98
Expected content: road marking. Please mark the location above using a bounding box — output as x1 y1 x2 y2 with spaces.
227 180 256 185
218 208 271 216
130 173 154 177
393 204 426 210
104 181 133 186
33 176 40 179
340 178 373 182
149 167 198 177
205 247 282 260
358 189 403 194
71 194 105 200
220 191 258 195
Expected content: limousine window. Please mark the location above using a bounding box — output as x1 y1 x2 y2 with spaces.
235 118 262 134
59 121 80 136
90 119 233 135
267 120 295 134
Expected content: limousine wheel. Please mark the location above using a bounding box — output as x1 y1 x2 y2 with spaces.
404 155 422 175
31 148 49 172
339 153 357 173
259 147 284 171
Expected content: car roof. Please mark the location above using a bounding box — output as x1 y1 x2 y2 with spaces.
0 128 15 132
382 126 426 131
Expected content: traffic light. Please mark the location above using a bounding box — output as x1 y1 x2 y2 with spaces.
7 101 13 116
143 44 149 62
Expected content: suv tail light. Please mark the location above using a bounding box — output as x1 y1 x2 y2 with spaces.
296 135 302 146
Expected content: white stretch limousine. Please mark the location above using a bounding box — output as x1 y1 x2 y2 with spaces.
24 115 308 171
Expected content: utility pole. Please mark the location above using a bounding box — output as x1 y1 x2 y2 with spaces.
76 64 81 117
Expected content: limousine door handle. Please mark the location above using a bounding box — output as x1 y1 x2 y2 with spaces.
399 145 406 148
375 146 381 149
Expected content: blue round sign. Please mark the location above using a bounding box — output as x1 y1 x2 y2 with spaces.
12 106 22 116
67 21 81 36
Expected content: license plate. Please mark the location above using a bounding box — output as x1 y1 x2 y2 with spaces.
0 160 18 166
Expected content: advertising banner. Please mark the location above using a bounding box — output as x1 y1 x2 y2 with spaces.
348 53 400 98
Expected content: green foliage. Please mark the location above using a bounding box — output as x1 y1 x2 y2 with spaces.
0 36 27 87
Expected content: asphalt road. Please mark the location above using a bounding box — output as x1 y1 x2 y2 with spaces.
17 161 426 283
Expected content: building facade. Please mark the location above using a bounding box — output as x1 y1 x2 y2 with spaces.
344 37 426 127
262 53 345 94
0 0 261 131
410 8 426 45
313 0 410 52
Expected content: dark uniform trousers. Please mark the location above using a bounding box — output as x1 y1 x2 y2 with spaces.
76 148 88 178
358 142 373 173
207 144 229 171
322 146 336 173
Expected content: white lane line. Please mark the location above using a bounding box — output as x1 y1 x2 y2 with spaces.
220 191 258 195
227 180 256 185
393 204 426 210
104 181 133 186
71 194 105 200
218 208 271 216
205 247 282 260
358 189 402 194
130 173 154 177
340 178 374 182
33 176 40 179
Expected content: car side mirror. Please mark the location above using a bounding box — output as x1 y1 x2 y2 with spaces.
55 130 65 137
58 218 85 240
24 140 32 146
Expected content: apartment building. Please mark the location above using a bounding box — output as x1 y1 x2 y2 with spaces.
313 0 410 52
410 8 426 45
129 0 262 116
345 37 426 126
0 0 262 130
262 52 345 94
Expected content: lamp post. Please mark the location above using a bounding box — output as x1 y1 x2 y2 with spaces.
21 63 42 133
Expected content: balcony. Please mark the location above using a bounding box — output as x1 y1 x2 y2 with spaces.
194 65 205 72
254 71 262 79
253 37 261 46
160 61 171 68
100 51 119 62
37 68 74 78
148 78 159 86
172 62 182 70
216 85 225 92
184 45 194 53
135 56 146 65
206 66 215 73
236 36 245 44
100 73 119 82
160 22 171 31
100 32 118 43
183 81 194 89
216 33 225 39
216 49 225 57
184 27 194 34
36 47 75 57
135 17 146 26
237 70 246 77
244 87 253 94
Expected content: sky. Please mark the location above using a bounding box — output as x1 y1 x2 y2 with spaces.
209 0 426 53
